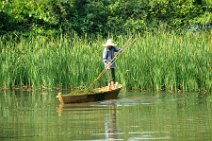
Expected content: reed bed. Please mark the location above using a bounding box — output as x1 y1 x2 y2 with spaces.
0 31 211 92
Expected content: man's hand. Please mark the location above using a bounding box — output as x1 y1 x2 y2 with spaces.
116 52 120 57
107 62 112 69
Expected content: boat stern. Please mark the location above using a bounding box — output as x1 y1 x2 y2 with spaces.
56 92 64 105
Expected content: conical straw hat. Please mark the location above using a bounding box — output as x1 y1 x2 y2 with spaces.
103 39 116 47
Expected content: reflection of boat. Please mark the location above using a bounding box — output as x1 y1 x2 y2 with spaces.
56 100 119 140
56 84 122 104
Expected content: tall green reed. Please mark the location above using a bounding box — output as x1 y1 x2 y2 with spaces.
0 31 211 91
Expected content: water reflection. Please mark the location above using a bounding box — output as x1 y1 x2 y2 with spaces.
0 91 212 141
104 104 118 140
57 103 120 141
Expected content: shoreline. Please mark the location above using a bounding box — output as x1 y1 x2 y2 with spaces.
0 85 210 93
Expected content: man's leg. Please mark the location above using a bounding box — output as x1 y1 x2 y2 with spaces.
111 68 115 87
106 68 112 86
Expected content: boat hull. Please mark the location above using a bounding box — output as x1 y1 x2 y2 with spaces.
56 85 122 104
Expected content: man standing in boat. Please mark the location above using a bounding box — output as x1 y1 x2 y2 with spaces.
103 39 120 89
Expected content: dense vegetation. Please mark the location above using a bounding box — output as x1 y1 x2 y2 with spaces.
0 0 211 91
0 31 211 91
0 0 211 36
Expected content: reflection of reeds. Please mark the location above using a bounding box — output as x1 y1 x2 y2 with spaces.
0 31 211 91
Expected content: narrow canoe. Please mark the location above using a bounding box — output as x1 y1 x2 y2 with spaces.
56 84 122 104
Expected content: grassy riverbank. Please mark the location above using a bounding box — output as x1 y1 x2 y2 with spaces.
0 31 211 92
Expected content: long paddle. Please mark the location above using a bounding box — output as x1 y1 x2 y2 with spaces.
87 37 136 89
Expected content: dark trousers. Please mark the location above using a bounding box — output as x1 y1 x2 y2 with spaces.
107 68 115 83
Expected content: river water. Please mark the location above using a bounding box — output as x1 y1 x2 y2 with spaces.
0 91 212 141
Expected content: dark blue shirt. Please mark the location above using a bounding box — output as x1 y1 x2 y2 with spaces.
103 46 120 68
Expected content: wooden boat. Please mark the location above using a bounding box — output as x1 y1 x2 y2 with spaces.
56 84 122 104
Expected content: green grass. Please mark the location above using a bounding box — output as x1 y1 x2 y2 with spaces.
0 31 211 92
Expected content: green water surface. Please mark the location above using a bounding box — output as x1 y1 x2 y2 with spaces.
0 91 212 141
